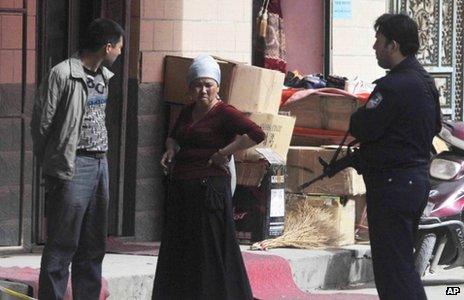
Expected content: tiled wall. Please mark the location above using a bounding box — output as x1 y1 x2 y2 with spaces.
0 2 36 86
332 0 388 83
0 0 36 246
138 0 252 83
127 0 252 240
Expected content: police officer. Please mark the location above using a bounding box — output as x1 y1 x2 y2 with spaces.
349 14 442 300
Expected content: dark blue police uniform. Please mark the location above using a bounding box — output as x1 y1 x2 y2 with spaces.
349 55 441 300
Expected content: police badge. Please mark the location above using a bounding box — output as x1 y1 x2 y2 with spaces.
366 92 383 109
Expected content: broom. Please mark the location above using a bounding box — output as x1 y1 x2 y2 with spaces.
251 199 340 250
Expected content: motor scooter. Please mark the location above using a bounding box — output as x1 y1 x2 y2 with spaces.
414 121 464 276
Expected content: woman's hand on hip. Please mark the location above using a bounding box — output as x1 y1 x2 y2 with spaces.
161 149 176 173
207 150 230 173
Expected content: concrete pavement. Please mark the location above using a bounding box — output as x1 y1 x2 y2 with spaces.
0 253 156 300
318 265 464 300
1 244 460 299
244 245 374 291
0 244 375 299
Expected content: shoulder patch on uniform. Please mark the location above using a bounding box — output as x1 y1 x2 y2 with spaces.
366 92 383 109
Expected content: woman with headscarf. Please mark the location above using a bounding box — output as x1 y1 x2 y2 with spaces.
152 54 265 299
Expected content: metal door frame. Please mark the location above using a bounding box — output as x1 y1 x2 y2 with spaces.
324 0 333 78
33 0 79 245
100 0 132 236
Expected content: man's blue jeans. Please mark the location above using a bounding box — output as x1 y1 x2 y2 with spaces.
38 155 109 300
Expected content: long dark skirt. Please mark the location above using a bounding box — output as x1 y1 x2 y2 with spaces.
152 176 253 300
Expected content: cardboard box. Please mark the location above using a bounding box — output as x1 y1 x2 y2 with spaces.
290 127 355 147
286 193 355 246
233 150 286 244
163 55 284 114
353 194 369 241
164 56 234 105
286 146 365 196
235 113 296 162
291 134 352 147
167 103 183 133
280 94 361 131
229 64 285 114
235 161 268 187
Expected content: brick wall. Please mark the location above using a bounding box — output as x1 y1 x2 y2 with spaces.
127 0 252 240
0 0 36 246
138 0 252 83
332 0 388 83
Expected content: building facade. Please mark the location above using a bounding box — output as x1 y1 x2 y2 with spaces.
0 0 463 253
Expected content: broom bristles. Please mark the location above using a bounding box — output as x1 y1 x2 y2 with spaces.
251 200 340 250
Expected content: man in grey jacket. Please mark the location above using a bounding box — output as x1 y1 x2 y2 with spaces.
31 18 124 300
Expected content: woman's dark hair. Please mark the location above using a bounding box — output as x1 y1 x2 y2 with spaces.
374 13 419 56
80 18 124 53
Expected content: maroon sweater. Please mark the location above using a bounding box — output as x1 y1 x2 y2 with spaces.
170 102 265 180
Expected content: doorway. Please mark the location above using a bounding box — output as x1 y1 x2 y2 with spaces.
35 0 131 244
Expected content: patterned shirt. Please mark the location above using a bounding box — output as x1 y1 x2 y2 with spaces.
77 68 108 152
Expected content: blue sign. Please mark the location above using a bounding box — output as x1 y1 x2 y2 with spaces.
333 0 352 20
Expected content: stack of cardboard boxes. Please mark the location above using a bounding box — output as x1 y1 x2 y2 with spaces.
282 91 367 246
281 91 361 146
163 55 295 244
285 146 365 245
164 55 365 246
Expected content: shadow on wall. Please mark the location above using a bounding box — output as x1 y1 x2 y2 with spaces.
123 0 185 241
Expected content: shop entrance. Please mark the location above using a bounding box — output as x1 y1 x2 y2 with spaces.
35 0 132 244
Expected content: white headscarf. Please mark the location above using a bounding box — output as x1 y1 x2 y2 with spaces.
186 54 221 86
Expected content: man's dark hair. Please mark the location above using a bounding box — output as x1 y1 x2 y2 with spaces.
80 18 124 52
374 13 419 56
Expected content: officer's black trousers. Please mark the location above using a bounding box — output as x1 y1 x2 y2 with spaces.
364 167 429 300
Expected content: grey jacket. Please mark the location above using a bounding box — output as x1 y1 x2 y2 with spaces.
30 56 114 180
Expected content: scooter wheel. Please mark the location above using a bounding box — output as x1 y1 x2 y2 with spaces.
414 233 437 277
